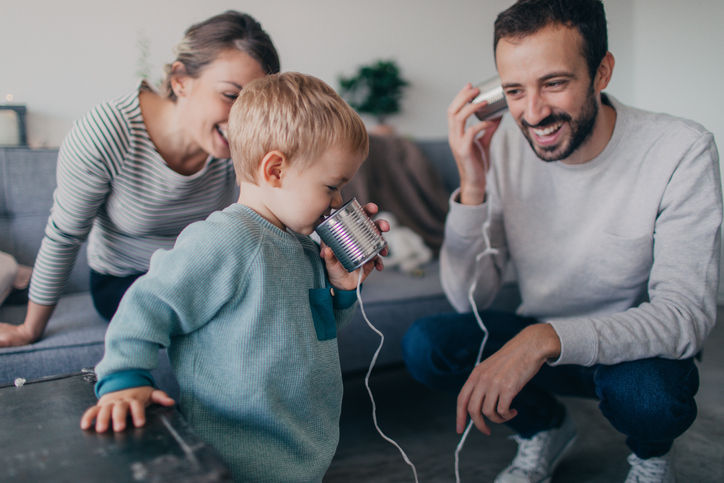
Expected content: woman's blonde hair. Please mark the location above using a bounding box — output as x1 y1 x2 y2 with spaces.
228 72 369 184
162 11 279 100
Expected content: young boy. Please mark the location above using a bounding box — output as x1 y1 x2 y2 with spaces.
80 72 387 482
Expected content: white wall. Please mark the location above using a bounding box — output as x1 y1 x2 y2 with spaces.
0 0 502 146
2 0 637 147
5 1 717 144
629 0 724 148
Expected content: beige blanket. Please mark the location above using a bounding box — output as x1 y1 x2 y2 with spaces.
342 134 450 253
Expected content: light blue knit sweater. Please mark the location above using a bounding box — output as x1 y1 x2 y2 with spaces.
94 203 358 482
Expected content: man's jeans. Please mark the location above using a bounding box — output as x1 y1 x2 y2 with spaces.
401 310 700 458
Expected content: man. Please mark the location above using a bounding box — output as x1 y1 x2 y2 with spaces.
402 1 722 482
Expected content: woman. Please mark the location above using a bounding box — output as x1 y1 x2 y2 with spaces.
0 11 280 346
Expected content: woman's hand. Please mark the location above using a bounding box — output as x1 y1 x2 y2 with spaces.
0 301 54 347
322 202 389 291
447 83 502 205
80 386 175 433
0 322 38 347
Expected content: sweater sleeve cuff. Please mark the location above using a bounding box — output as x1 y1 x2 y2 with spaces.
333 287 358 309
446 188 490 238
95 370 156 398
545 318 598 367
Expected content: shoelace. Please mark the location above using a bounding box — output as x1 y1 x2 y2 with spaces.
509 433 551 472
627 454 669 481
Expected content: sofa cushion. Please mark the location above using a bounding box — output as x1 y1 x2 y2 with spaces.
416 140 460 194
0 294 178 396
338 261 453 372
0 141 520 390
337 260 521 373
0 148 90 294
0 293 107 385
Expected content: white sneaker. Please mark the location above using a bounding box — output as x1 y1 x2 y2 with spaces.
625 452 675 483
494 412 577 483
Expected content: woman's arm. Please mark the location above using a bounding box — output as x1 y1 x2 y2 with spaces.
0 103 125 347
30 106 120 307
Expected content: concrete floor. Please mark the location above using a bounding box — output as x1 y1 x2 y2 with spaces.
326 308 724 482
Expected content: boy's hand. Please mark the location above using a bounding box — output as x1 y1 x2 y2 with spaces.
80 386 175 433
322 202 390 291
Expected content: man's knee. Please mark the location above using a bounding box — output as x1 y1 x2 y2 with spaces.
402 316 452 389
595 358 699 440
402 313 481 392
401 318 434 378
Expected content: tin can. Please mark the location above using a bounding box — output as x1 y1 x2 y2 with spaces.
472 76 507 121
315 198 387 272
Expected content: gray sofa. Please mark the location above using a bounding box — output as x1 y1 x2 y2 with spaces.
0 144 518 394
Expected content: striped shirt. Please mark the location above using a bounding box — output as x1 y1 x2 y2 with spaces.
29 84 236 305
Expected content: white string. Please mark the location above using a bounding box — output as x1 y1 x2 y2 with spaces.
453 200 499 483
356 269 420 483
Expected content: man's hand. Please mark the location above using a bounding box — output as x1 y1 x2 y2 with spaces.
323 202 390 291
456 323 561 435
447 83 502 206
80 386 175 433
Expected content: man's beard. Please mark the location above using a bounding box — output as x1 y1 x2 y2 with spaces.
520 85 598 162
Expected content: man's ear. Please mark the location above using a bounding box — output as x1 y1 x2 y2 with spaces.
259 151 286 188
169 61 189 98
594 52 615 93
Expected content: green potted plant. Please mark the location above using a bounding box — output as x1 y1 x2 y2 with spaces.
338 59 409 133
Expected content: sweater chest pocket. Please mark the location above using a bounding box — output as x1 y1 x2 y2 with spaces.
309 287 337 341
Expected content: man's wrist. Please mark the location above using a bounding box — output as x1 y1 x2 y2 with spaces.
458 184 486 205
525 323 562 362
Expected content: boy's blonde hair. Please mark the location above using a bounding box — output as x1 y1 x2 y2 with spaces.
228 72 369 184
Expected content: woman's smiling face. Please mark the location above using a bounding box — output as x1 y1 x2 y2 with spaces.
175 49 267 159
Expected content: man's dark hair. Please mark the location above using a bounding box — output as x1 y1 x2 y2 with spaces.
494 0 608 80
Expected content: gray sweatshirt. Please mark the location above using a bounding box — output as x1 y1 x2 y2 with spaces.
441 95 722 366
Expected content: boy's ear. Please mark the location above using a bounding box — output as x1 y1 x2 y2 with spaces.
259 151 286 187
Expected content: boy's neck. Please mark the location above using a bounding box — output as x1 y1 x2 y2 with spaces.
237 182 285 231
